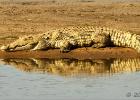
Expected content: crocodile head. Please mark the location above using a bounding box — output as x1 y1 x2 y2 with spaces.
0 32 53 52
0 35 40 51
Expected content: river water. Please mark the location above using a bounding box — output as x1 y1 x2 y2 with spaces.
0 58 140 100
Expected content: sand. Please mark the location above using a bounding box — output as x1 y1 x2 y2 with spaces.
0 0 140 59
0 47 139 60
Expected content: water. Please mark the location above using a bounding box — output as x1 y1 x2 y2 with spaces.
0 58 140 100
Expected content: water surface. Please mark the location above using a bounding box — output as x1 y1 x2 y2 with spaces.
0 58 140 100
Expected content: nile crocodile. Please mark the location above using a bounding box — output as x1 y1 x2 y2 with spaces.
1 26 140 52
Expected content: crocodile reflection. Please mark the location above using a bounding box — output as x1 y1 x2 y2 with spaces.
1 58 140 76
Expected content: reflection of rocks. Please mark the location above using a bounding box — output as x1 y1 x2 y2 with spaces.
1 58 140 76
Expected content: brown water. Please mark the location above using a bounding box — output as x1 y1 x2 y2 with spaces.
0 58 140 100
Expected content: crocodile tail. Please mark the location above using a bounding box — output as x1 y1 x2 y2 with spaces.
109 29 140 53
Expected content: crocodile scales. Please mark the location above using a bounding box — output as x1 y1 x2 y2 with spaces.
1 26 140 52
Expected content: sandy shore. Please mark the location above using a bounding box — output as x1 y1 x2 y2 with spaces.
0 47 139 60
0 0 140 59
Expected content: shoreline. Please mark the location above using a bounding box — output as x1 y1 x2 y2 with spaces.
0 47 139 60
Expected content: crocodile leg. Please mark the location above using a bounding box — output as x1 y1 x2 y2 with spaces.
92 32 110 48
59 41 72 53
32 39 51 50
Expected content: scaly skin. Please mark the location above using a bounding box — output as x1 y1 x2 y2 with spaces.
1 26 140 52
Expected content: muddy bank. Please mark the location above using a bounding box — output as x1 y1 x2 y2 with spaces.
0 47 139 60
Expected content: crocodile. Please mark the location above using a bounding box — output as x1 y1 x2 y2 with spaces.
1 26 140 52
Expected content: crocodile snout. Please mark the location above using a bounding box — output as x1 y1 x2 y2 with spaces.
0 45 8 51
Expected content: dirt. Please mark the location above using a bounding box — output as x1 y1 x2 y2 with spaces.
0 0 140 59
0 47 139 59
